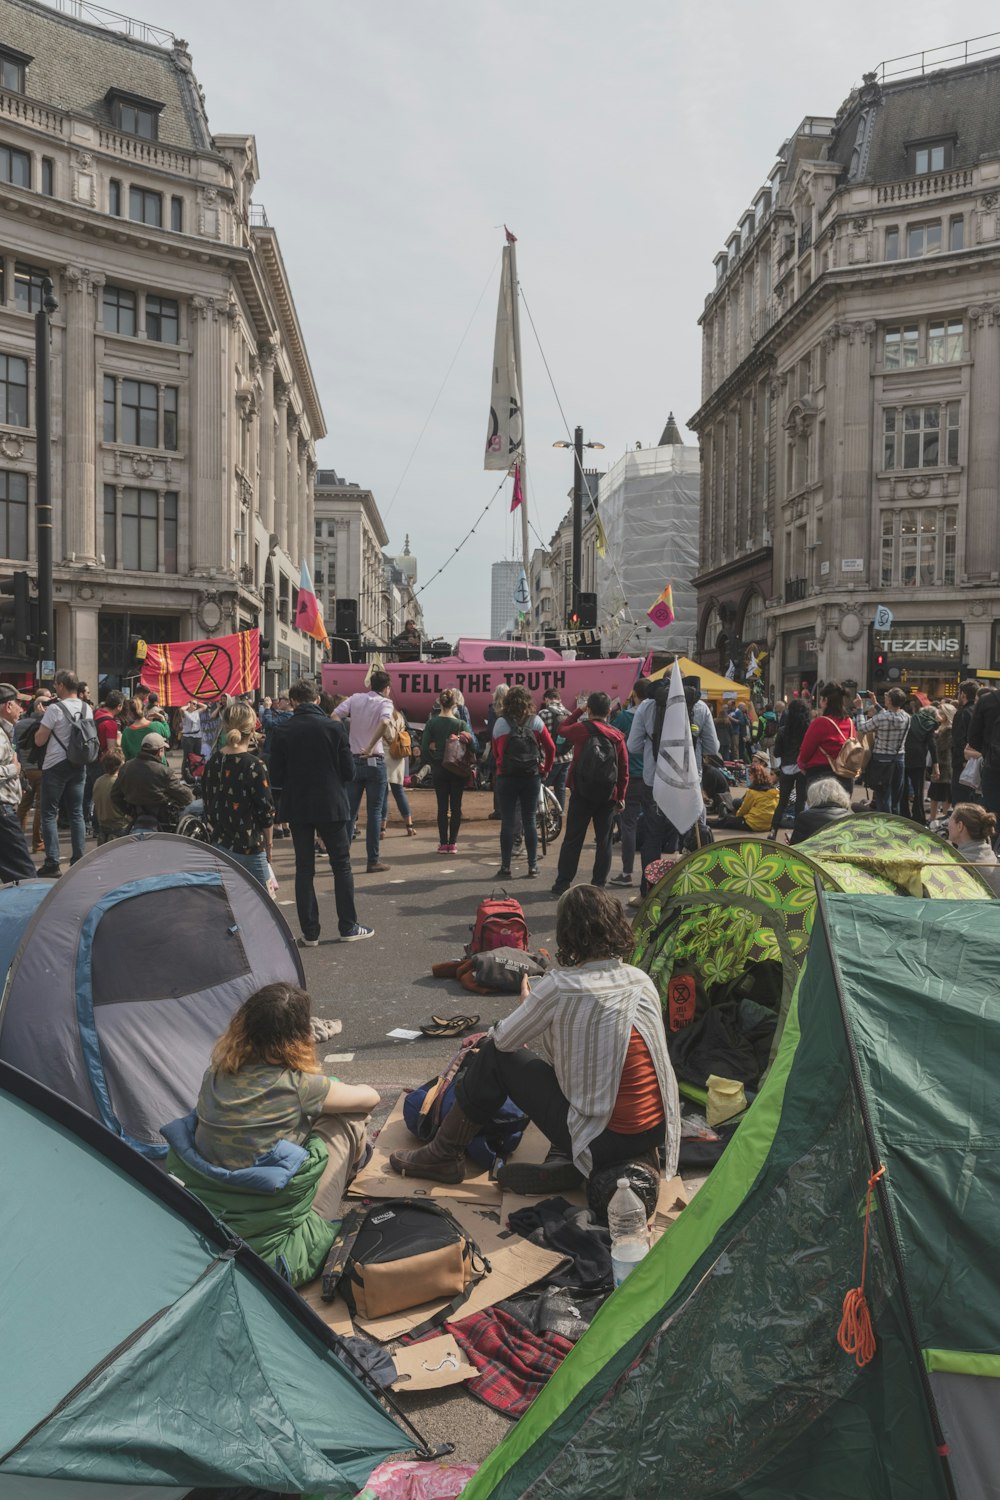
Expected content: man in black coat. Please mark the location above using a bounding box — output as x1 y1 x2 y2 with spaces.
269 679 373 945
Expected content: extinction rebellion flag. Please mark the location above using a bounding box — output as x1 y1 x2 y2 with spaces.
140 629 260 707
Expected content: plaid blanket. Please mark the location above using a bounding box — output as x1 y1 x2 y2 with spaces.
446 1306 573 1419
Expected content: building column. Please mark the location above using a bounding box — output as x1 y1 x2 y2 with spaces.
189 295 227 572
966 302 1000 580
305 456 316 573
273 380 289 550
258 342 275 536
286 412 301 565
827 320 875 582
61 264 103 563
297 436 309 571
65 599 99 688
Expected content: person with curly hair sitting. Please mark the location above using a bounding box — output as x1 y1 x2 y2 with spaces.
390 885 679 1204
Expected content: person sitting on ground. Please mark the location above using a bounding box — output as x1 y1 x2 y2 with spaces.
111 731 192 828
789 775 853 845
91 746 130 844
163 981 379 1285
712 754 779 832
947 803 999 867
389 885 679 1205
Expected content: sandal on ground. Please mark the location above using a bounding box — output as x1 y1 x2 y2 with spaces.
406 821 417 836
419 1012 481 1038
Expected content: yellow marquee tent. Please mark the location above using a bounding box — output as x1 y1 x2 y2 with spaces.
648 655 750 701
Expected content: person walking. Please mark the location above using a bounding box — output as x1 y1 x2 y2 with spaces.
492 685 555 880
539 686 572 810
795 680 856 811
0 684 37 882
900 701 941 825
484 683 509 819
15 694 48 854
334 670 393 874
857 687 910 815
269 679 372 946
950 681 980 808
611 678 654 885
381 706 416 837
929 702 955 821
966 686 1000 831
421 688 477 853
551 692 628 897
201 701 276 888
769 696 811 835
34 669 91 876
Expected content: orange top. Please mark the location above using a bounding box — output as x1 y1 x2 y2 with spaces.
608 1028 665 1135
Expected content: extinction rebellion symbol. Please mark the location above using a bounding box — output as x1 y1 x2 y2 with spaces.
179 642 235 699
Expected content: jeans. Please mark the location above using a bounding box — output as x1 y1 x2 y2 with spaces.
554 791 615 892
455 1039 664 1172
431 763 465 845
290 819 359 939
0 801 36 882
981 767 1000 851
618 779 644 876
637 781 681 891
41 760 86 866
347 756 388 864
770 769 804 833
497 774 540 869
870 755 904 815
380 780 412 826
545 760 571 810
901 767 927 824
215 844 270 888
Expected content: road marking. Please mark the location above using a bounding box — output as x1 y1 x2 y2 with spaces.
278 900 294 906
324 1051 355 1063
389 878 406 884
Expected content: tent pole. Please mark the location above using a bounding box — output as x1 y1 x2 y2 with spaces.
813 885 959 1500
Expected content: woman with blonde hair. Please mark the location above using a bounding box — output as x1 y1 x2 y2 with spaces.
164 981 379 1284
201 700 276 887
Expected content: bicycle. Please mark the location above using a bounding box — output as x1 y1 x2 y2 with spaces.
536 783 563 857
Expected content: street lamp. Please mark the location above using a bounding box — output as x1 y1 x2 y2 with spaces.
35 276 58 679
552 426 604 615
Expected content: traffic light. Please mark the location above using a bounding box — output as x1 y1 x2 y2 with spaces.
0 571 32 657
578 592 598 629
567 606 581 631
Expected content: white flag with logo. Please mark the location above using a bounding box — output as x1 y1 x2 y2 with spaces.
653 660 704 835
484 244 523 471
513 568 530 609
873 604 894 631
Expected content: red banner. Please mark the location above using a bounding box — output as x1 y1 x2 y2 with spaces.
140 630 259 707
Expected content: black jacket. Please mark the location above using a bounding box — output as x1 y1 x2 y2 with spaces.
789 805 852 844
968 689 1000 771
269 703 355 824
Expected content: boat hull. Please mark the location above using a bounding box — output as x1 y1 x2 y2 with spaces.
320 656 643 729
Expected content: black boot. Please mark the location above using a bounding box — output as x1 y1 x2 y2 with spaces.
495 1144 582 1196
389 1102 480 1184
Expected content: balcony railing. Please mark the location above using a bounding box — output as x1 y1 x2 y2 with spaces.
784 577 809 602
876 167 974 204
798 225 813 255
249 203 270 228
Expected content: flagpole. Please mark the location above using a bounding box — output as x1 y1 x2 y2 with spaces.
508 238 530 591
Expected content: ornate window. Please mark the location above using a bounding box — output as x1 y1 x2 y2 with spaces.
0 143 30 189
0 469 28 559
104 485 178 572
702 603 724 654
104 377 178 450
884 325 918 369
103 285 136 337
128 187 162 228
145 294 178 344
882 402 959 470
0 50 29 94
13 262 48 314
106 90 162 142
741 591 766 645
907 221 942 258
908 139 953 175
880 506 956 587
0 354 28 427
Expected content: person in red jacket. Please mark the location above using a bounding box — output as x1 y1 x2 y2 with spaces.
551 691 628 896
795 681 857 837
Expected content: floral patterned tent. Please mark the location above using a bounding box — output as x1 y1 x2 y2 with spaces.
632 814 994 1019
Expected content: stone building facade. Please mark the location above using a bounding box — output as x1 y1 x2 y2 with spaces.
0 0 324 690
313 472 423 649
691 47 1000 702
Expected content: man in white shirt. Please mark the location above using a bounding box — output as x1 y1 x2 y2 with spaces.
34 668 90 875
0 684 36 882
334 670 393 873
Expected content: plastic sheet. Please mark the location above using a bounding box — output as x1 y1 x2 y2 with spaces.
596 445 700 656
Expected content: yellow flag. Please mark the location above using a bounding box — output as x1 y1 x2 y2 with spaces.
595 513 608 559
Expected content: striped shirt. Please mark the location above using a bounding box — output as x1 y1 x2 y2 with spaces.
859 707 909 757
491 958 679 1175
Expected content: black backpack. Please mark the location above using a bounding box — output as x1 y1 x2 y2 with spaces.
574 721 618 803
502 719 541 777
55 701 100 767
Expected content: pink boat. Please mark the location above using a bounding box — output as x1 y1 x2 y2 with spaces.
321 638 643 729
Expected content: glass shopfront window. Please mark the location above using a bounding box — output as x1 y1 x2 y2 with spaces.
872 619 962 700
781 627 818 702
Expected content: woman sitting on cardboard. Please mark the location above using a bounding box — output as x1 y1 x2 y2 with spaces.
164 982 378 1285
390 885 680 1204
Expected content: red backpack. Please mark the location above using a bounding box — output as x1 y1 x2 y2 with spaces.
468 896 529 955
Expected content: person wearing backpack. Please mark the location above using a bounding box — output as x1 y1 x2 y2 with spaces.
794 681 857 827
492 684 555 879
33 668 99 875
900 700 941 826
421 689 477 853
550 692 628 897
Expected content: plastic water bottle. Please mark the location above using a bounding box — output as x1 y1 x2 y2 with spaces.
607 1177 650 1287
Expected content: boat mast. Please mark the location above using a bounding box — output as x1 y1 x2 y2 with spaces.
508 238 531 604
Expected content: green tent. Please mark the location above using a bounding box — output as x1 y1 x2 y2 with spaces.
0 1060 409 1497
465 893 1000 1499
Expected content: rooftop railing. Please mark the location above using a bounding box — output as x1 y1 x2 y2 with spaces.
42 0 175 49
876 31 1000 82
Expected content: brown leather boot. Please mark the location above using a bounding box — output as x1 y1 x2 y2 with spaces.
389 1102 480 1184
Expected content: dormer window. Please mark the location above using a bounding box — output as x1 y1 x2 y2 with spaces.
907 138 954 176
0 48 30 94
105 89 163 141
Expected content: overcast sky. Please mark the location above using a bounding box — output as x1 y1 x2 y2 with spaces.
123 0 999 638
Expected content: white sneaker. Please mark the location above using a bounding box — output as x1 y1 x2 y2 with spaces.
340 923 374 942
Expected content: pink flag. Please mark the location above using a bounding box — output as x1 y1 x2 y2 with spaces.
510 463 524 512
646 584 675 630
295 560 330 647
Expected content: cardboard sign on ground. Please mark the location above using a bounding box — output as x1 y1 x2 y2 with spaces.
391 1335 477 1392
348 1092 502 1205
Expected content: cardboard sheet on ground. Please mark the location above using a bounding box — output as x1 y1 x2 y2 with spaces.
299 1199 567 1344
349 1095 553 1206
391 1335 477 1392
500 1173 688 1243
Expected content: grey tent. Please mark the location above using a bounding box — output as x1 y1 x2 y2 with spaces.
0 834 304 1156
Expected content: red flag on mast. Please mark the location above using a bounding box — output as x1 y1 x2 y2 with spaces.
510 463 524 512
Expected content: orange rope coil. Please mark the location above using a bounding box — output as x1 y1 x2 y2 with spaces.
837 1165 886 1368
